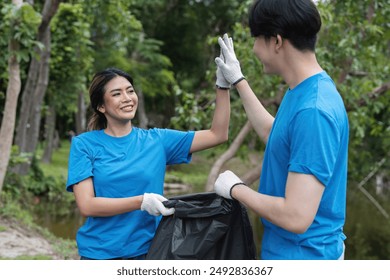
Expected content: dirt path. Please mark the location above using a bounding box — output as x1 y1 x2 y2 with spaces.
0 216 79 260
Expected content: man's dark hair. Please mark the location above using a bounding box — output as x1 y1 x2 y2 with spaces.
248 0 321 51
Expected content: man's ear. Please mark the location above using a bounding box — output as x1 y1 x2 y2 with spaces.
275 34 283 51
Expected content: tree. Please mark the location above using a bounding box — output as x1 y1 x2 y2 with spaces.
42 2 93 162
13 0 61 175
0 1 41 196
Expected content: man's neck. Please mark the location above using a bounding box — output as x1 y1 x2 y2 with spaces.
279 44 323 89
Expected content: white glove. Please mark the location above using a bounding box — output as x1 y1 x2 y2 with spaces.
140 193 175 216
214 170 245 199
216 51 230 89
215 34 245 85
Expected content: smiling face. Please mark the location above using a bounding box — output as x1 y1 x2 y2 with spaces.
98 76 138 126
253 36 278 75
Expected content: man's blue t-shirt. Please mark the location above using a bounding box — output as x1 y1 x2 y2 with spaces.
259 72 349 259
66 127 195 259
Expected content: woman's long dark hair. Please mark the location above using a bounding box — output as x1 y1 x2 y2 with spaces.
87 68 134 131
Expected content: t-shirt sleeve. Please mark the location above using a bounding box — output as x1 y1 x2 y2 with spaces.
155 129 195 165
66 137 94 192
288 108 341 187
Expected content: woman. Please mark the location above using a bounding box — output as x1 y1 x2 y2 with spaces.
66 67 230 260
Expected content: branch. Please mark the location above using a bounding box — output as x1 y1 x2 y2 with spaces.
205 121 252 191
348 71 369 77
347 81 390 111
241 163 262 186
357 157 389 219
359 82 390 106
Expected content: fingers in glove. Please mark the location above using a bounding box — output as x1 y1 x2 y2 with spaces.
229 37 234 51
154 200 175 216
215 56 225 67
153 193 168 203
219 48 225 61
223 33 232 51
218 37 229 56
160 207 175 216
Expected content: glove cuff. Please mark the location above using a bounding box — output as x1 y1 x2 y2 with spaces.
229 182 246 199
232 76 246 86
216 84 230 90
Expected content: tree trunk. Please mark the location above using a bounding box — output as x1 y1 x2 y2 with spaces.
130 32 149 128
136 88 149 128
0 0 23 196
75 90 86 134
14 49 40 155
41 104 56 163
13 0 61 175
241 163 262 187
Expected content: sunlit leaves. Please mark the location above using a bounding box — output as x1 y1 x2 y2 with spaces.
0 3 42 63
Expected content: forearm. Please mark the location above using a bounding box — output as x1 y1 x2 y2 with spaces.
190 88 230 153
235 80 274 143
231 185 306 234
76 195 143 217
210 88 230 141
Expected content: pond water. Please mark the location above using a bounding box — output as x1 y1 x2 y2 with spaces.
35 212 84 240
33 202 84 240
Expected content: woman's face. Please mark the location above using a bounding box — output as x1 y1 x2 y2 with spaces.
98 76 138 125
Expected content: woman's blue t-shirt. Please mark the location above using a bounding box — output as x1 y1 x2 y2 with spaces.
66 127 194 259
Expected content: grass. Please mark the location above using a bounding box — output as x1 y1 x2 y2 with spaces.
37 141 70 180
0 255 53 260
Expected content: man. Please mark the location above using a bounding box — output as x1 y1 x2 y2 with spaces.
214 0 349 260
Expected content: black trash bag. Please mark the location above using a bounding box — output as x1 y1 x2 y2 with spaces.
146 192 257 260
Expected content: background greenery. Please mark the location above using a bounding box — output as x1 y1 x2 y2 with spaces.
0 0 389 259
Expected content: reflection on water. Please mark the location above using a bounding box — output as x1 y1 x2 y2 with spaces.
33 202 85 240
36 212 85 240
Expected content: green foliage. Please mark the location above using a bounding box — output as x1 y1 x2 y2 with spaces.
132 0 243 89
3 143 71 211
79 0 178 123
83 0 143 71
170 86 210 131
130 37 176 98
315 0 390 185
49 3 94 123
0 2 42 63
0 192 34 225
128 36 177 122
7 145 30 167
